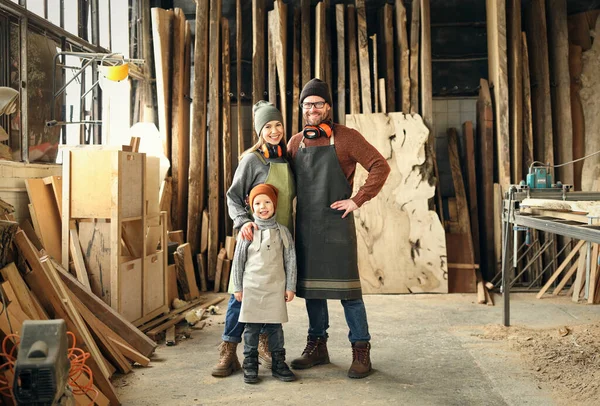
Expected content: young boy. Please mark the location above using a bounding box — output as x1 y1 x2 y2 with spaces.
231 183 297 384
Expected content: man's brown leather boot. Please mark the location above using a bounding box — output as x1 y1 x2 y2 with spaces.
258 333 272 368
211 341 241 377
290 336 330 370
347 341 372 379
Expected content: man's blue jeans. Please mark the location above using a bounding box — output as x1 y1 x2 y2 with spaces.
222 294 244 343
306 298 371 343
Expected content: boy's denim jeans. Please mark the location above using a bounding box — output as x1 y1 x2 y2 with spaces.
306 298 371 343
243 323 285 358
222 294 244 343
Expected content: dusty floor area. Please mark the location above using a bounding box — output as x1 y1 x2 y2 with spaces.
113 293 600 406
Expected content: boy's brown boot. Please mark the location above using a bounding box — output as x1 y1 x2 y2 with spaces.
211 341 241 377
258 333 272 368
290 336 330 369
347 341 372 379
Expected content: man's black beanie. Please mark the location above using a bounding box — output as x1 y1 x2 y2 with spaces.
299 78 333 106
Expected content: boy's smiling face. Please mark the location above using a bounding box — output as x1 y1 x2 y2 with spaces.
253 193 275 220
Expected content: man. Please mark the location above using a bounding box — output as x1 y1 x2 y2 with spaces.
287 78 390 379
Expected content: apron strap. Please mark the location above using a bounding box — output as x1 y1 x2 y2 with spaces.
252 150 268 165
299 131 335 149
249 229 263 251
277 224 290 249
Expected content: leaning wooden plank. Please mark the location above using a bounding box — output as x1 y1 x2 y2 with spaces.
207 0 222 282
224 236 236 260
463 122 480 262
524 0 554 166
188 0 209 257
253 0 266 114
28 203 43 245
214 248 227 293
43 175 63 217
268 11 277 105
370 34 379 113
315 1 326 80
0 220 18 269
347 5 360 114
222 17 233 236
380 4 395 113
237 0 244 153
291 7 301 133
507 0 523 184
486 0 510 187
14 231 120 405
25 178 62 262
345 113 447 293
109 337 151 367
569 44 584 191
20 219 42 251
551 257 578 295
572 245 587 302
547 0 573 186
300 0 311 87
69 229 92 291
170 8 186 231
146 296 224 339
395 0 410 113
536 239 585 298
176 243 200 299
335 4 346 124
197 253 208 292
477 79 495 280
355 0 372 113
588 243 599 303
420 0 432 131
1 262 44 320
220 259 232 293
151 8 173 159
409 0 420 114
69 290 132 374
522 32 534 176
56 261 157 357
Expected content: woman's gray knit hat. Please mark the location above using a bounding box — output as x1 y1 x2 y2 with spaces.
299 78 332 106
253 100 284 137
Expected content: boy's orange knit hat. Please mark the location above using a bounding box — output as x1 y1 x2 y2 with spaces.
249 184 279 212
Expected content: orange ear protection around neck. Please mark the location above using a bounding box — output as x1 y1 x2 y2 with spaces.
262 143 283 158
303 121 333 139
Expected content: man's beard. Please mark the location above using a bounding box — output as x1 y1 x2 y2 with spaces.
304 110 329 126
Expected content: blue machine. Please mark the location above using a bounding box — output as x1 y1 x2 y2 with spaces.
526 166 553 189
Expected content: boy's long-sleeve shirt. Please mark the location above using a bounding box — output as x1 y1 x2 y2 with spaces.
231 215 297 293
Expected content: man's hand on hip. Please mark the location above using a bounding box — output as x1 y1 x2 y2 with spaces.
330 199 358 218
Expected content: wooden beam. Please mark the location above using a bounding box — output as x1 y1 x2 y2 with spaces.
300 0 311 87
395 0 410 113
236 0 244 155
547 0 573 185
1 262 44 320
146 296 224 338
268 11 277 105
522 32 534 177
253 0 266 141
151 8 173 159
335 4 346 125
477 79 495 280
170 8 186 231
463 121 480 263
273 1 288 131
175 243 200 299
207 0 222 281
381 4 395 113
420 0 432 130
347 5 360 114
292 7 301 133
508 0 523 184
188 0 210 257
409 0 420 114
355 0 372 114
25 178 61 262
109 337 150 366
569 44 584 191
536 239 585 298
222 17 233 236
486 0 510 187
315 1 326 81
69 229 92 291
524 0 554 167
371 34 378 113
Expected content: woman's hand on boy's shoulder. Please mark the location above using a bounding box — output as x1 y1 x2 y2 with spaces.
241 221 258 241
285 290 295 302
235 291 243 302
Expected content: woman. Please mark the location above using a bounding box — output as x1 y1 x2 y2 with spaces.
212 101 296 378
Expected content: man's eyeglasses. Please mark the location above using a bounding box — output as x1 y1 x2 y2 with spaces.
301 101 326 109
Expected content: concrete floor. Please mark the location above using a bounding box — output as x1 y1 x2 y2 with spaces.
114 293 600 406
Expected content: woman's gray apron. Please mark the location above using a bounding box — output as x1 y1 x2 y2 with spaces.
293 135 362 300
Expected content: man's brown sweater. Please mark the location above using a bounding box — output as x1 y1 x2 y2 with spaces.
287 123 391 207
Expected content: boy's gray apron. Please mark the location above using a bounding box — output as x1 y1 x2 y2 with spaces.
239 226 289 323
293 135 362 300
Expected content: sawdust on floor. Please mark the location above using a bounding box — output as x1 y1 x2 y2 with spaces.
477 322 600 406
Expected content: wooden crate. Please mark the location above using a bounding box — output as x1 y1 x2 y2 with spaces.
62 148 168 324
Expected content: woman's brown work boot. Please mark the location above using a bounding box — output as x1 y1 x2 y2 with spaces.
211 341 241 377
290 336 330 369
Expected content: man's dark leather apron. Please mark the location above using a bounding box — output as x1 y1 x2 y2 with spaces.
294 135 362 300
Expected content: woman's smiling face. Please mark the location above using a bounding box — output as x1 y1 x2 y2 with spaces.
262 120 284 146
